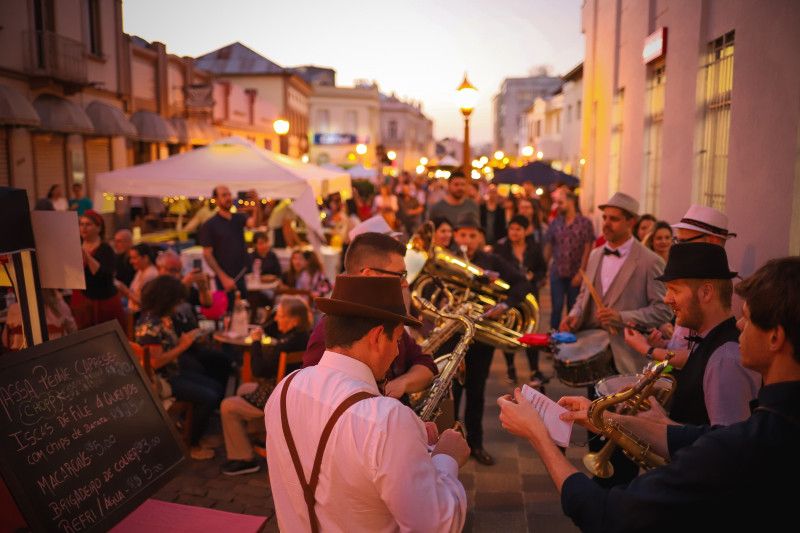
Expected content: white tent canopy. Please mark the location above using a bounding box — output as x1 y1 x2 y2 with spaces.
346 163 377 180
94 136 351 239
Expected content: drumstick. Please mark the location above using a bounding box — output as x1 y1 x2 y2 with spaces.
578 269 617 335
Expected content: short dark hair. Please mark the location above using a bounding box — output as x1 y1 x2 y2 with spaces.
325 315 400 348
344 232 406 274
508 214 530 230
432 216 452 230
132 243 155 264
735 257 800 361
253 231 269 243
140 275 187 318
449 170 466 181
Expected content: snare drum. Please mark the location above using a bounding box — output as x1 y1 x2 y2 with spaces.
553 329 614 387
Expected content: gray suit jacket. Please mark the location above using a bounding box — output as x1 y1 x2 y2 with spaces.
568 239 672 374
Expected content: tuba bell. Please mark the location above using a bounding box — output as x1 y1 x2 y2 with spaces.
406 221 540 351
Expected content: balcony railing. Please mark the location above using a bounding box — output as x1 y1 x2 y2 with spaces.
24 30 87 84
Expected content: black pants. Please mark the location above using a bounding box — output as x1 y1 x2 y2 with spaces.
452 341 494 449
503 347 540 378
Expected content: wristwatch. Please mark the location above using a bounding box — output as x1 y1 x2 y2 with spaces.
646 346 656 359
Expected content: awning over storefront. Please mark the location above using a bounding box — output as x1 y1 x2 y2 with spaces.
86 101 137 137
32 94 94 134
0 84 40 127
130 110 178 143
170 117 217 145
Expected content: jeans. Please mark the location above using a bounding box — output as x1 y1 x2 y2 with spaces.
169 371 225 445
550 271 581 330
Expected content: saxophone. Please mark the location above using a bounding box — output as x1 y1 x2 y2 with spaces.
583 358 676 476
412 296 476 425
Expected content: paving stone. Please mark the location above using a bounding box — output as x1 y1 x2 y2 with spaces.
177 483 209 497
474 472 522 492
175 494 216 508
521 474 555 492
527 513 580 533
234 482 268 496
212 500 246 513
472 510 528 533
474 491 524 512
459 472 475 490
206 487 236 502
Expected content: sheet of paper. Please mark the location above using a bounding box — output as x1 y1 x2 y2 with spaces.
521 384 573 448
30 211 85 289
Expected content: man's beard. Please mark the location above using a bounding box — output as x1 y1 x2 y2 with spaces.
676 294 704 331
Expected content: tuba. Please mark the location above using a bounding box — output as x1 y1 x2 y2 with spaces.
406 221 540 351
583 359 676 477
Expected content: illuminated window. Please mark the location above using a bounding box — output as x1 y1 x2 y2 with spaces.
696 31 735 211
643 64 666 214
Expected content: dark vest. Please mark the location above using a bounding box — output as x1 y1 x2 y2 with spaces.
669 317 740 425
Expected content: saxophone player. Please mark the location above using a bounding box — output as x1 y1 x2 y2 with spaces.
497 256 800 531
451 212 531 465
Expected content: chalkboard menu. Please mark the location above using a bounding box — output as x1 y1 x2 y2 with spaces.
0 321 186 532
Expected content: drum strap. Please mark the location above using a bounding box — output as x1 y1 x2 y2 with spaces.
279 370 376 533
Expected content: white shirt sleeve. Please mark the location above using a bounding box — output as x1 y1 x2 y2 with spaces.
370 404 466 533
703 341 762 426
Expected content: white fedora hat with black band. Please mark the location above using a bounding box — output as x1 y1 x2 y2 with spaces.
671 205 737 239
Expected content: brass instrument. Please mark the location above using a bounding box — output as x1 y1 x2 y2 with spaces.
583 359 676 477
406 222 539 351
411 296 475 426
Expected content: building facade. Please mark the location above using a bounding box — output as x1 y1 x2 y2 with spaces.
492 73 563 156
196 43 311 158
379 93 434 173
308 82 380 168
521 63 584 176
581 0 800 273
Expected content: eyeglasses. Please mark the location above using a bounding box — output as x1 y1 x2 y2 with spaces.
672 234 706 244
361 266 408 279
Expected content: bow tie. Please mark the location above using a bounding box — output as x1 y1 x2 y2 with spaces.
685 335 704 345
603 248 621 257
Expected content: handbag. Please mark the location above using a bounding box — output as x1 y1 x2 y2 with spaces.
242 378 277 410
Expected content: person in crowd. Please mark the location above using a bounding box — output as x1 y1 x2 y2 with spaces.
432 216 455 250
498 256 800 531
117 243 158 314
428 171 479 225
397 183 424 236
643 220 673 261
624 242 760 426
280 249 307 291
494 215 548 387
155 250 231 391
466 180 481 204
112 229 135 287
297 250 332 299
219 296 313 475
70 210 125 330
135 275 224 460
480 184 506 245
517 196 545 245
2 289 77 351
68 182 93 215
266 275 468 531
502 194 518 225
304 232 437 403
452 212 531 465
633 213 657 242
47 184 68 211
34 197 54 210
559 192 672 486
199 185 250 304
373 183 399 214
248 232 281 281
544 188 595 331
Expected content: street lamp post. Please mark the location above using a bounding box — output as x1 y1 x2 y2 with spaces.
456 73 478 176
273 118 290 155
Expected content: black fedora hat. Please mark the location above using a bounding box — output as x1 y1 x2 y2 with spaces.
316 275 422 328
655 242 737 282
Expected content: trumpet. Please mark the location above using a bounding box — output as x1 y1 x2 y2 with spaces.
583 359 676 477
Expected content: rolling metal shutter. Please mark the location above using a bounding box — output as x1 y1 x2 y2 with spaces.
85 137 110 198
32 133 66 198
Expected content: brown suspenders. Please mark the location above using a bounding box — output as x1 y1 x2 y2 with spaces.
279 371 377 533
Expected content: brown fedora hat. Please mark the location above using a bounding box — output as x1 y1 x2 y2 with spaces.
316 275 422 328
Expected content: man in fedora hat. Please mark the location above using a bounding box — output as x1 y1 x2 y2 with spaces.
639 243 760 426
672 204 736 246
451 211 531 465
560 191 671 486
265 275 469 532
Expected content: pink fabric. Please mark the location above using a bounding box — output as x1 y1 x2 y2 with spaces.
110 499 267 532
200 291 228 320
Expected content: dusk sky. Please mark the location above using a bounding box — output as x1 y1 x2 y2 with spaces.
123 0 584 146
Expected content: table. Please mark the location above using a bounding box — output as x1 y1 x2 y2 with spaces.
213 328 275 384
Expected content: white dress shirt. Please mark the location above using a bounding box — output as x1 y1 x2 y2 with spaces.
265 350 466 533
599 236 635 294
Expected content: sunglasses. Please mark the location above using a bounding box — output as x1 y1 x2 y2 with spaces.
362 266 408 279
672 234 706 244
